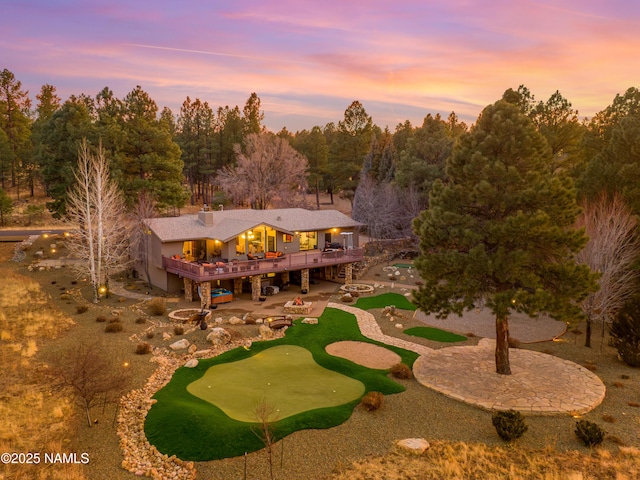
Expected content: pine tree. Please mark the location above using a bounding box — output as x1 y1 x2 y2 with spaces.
413 100 597 374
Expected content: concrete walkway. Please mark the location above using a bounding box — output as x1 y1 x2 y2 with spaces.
329 302 606 416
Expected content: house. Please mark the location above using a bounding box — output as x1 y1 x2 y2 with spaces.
139 206 365 306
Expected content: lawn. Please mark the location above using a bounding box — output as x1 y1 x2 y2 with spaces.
144 307 418 461
404 326 467 343
354 292 417 311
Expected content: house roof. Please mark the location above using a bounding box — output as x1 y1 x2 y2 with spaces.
147 208 365 243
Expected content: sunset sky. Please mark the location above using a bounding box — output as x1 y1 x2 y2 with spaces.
2 0 639 132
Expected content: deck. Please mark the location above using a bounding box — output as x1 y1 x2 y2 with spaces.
162 248 364 283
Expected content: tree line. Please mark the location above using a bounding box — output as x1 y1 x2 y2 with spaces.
1 67 639 235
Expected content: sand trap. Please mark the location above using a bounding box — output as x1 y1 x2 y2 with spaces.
326 341 401 369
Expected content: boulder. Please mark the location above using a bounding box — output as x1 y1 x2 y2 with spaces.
259 324 275 339
229 316 244 325
184 359 198 368
301 318 318 325
169 339 190 351
214 316 223 324
394 323 404 329
162 332 172 340
397 438 430 455
187 344 197 354
206 327 231 345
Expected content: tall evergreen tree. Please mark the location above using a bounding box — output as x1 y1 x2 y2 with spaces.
109 86 186 210
38 96 96 217
413 100 597 374
177 97 216 205
0 69 31 194
395 113 454 207
290 126 328 209
242 92 264 135
330 100 373 204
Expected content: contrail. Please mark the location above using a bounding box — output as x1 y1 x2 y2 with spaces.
125 43 262 61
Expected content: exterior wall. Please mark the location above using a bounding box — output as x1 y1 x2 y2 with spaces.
146 224 361 292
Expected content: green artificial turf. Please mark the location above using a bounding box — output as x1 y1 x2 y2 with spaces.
187 345 365 422
404 326 467 343
144 307 418 461
354 292 417 311
392 263 414 269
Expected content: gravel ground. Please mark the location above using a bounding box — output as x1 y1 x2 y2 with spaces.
5 245 640 480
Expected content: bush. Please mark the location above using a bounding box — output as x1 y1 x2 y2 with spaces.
135 317 147 324
360 391 384 411
575 419 605 447
146 331 155 339
76 305 89 314
136 342 152 355
147 298 166 316
492 410 528 441
105 322 123 333
174 325 184 336
609 294 640 367
389 363 413 379
95 315 108 323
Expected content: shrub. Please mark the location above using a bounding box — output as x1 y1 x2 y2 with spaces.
136 342 152 355
146 331 155 339
147 298 166 316
76 305 89 314
389 363 413 379
135 317 147 324
105 322 123 333
95 315 108 323
360 391 384 411
245 317 256 325
609 294 640 367
174 325 184 336
602 414 616 423
492 410 528 441
575 419 605 447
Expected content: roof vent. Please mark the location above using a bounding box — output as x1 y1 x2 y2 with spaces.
276 216 281 221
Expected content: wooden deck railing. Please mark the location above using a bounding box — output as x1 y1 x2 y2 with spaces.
162 248 364 283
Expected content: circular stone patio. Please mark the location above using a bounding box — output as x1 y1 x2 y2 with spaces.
413 338 606 415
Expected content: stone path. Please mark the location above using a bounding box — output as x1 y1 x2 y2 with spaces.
328 302 606 416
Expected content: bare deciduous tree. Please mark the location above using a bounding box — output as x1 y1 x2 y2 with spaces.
66 140 131 302
352 175 423 242
216 132 308 209
575 193 640 347
252 397 279 480
51 342 130 427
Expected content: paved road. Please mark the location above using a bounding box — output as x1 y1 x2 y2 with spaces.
0 228 68 241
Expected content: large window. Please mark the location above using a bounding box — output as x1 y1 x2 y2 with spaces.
299 231 318 251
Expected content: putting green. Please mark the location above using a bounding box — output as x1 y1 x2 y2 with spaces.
392 263 413 269
187 345 365 422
